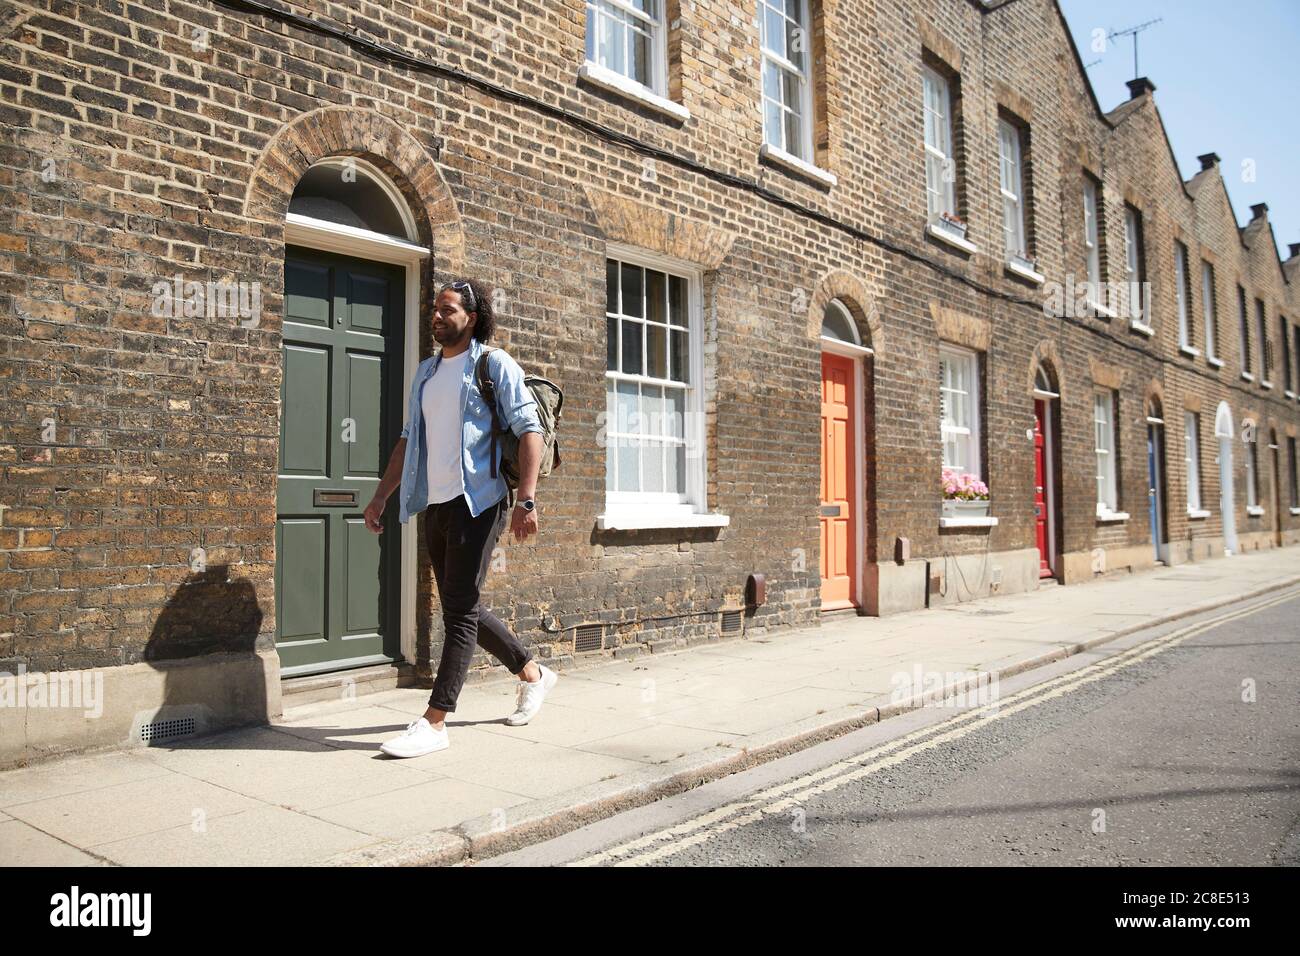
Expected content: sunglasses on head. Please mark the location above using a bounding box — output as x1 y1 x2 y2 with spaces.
440 280 477 313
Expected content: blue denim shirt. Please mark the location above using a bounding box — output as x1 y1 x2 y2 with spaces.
398 336 543 522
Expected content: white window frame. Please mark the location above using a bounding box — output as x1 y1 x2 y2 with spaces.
1175 241 1194 352
759 0 815 162
1122 205 1147 328
1238 285 1252 377
1094 390 1119 516
1202 261 1219 362
584 0 668 95
1184 411 1204 514
599 245 727 530
1256 298 1271 387
998 119 1027 260
1083 177 1101 293
939 344 981 479
922 65 956 223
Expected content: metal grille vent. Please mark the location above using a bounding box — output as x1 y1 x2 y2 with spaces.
721 610 743 633
140 717 195 742
574 623 604 653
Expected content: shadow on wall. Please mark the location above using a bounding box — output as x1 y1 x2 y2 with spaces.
141 564 272 730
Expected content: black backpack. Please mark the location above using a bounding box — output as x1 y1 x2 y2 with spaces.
474 347 563 500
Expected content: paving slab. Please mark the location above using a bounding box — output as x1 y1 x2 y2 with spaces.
1 547 1297 866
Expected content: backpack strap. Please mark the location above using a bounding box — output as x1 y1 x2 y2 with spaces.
474 346 506 479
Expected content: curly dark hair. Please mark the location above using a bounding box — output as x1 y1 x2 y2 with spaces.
438 277 494 342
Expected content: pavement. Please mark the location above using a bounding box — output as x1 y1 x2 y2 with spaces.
3 548 1299 867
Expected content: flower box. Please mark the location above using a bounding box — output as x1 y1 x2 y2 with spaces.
941 468 990 518
942 498 991 518
932 213 969 242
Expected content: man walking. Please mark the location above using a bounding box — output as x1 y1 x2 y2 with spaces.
363 278 557 758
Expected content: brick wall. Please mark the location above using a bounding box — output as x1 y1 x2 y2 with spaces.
0 0 1296 693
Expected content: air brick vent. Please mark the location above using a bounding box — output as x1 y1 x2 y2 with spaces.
140 717 196 742
574 623 604 653
721 610 743 633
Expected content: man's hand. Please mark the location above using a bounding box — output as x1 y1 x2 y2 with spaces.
510 504 538 542
363 494 386 534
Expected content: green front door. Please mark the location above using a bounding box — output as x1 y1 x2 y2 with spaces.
276 246 404 676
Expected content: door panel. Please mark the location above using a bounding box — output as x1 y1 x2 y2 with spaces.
819 353 856 610
1033 400 1051 577
276 247 404 675
1147 425 1168 564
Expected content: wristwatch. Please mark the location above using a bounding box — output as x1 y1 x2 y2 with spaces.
519 497 535 512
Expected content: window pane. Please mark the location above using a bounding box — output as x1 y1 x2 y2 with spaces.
606 313 617 371
646 322 667 378
784 105 803 159
762 60 781 102
643 440 664 493
764 100 782 148
645 269 666 324
620 262 643 318
667 444 685 494
630 24 651 86
665 387 685 439
615 378 639 436
606 257 619 314
620 318 642 374
670 328 689 383
668 275 687 326
765 6 785 58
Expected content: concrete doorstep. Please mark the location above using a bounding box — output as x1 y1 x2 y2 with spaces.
3 549 1299 867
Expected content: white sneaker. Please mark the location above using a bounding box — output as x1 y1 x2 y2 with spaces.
379 717 449 758
506 665 557 726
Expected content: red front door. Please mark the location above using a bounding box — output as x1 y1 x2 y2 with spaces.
1033 400 1051 577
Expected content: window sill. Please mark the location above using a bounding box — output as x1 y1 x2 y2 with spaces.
1096 509 1130 524
758 143 837 187
1187 508 1212 520
925 222 978 255
1128 319 1154 336
1261 380 1273 390
938 516 999 528
1004 259 1045 285
577 61 690 122
1207 355 1224 368
1285 390 1297 400
1246 505 1265 518
596 511 730 531
1179 344 1201 358
1241 371 1255 382
1291 507 1300 516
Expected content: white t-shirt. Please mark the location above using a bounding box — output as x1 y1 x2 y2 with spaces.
422 349 470 505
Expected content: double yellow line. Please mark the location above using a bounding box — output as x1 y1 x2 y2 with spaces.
574 589 1296 866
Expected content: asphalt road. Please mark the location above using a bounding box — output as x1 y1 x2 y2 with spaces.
485 588 1300 867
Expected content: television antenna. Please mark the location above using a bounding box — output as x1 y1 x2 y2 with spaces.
1108 18 1163 79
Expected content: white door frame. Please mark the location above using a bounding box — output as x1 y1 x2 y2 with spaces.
820 335 873 610
283 211 429 668
1215 401 1238 556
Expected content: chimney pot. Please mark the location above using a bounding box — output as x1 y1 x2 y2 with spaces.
1126 77 1157 100
1197 152 1221 171
1250 203 1269 220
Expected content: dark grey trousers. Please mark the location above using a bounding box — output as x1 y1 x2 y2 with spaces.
425 493 533 712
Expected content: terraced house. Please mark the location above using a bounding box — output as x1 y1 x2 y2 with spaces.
1 0 1297 764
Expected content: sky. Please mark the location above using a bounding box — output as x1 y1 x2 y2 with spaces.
1058 0 1299 263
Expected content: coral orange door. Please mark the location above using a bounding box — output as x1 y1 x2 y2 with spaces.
820 352 856 609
